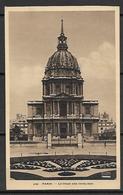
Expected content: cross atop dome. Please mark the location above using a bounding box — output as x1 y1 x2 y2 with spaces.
57 19 68 50
61 19 64 34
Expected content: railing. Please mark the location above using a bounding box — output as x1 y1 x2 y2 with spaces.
27 114 99 120
52 137 77 146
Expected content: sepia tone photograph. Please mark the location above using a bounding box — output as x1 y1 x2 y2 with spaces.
5 6 120 190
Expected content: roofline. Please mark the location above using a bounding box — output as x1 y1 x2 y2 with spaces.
27 101 43 105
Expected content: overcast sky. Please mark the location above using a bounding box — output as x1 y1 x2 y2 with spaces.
8 9 116 120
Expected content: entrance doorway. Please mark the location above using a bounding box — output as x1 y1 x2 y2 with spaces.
60 102 67 116
60 123 67 138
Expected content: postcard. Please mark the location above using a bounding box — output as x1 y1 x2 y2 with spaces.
5 6 120 190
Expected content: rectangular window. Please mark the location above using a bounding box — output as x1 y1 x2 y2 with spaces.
35 123 42 136
60 102 67 116
76 85 78 95
56 84 61 94
69 123 72 136
46 123 51 132
54 102 58 115
46 84 50 95
66 85 71 94
76 123 81 133
53 123 58 136
36 107 43 116
85 123 92 136
85 105 91 114
46 102 51 116
76 102 80 115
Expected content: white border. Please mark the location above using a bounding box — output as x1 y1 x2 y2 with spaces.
5 6 120 190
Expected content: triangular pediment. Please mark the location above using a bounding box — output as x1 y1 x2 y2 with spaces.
55 92 73 98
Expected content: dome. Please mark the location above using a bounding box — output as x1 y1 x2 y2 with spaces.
45 50 80 72
44 20 82 79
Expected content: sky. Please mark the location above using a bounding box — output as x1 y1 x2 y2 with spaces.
8 9 117 120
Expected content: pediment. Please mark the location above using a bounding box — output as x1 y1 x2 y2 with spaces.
55 92 73 98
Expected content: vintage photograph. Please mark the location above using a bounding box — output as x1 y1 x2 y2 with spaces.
5 6 120 190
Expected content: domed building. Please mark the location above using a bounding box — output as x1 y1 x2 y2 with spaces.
27 20 99 147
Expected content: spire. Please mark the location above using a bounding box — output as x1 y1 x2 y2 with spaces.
61 19 64 34
57 20 68 50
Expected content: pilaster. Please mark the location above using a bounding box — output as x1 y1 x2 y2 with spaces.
67 122 69 136
83 123 86 134
58 101 60 116
44 102 46 117
58 123 60 136
47 133 52 148
67 102 69 116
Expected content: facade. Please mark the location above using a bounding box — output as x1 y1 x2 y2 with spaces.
98 112 116 134
10 114 28 134
27 20 99 147
10 114 28 140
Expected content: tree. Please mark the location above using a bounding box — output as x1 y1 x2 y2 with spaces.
11 125 21 140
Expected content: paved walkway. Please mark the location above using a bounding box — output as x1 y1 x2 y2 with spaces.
11 167 116 178
10 142 116 157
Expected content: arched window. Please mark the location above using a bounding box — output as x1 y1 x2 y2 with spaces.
56 84 61 94
69 102 72 115
46 84 50 95
66 85 71 94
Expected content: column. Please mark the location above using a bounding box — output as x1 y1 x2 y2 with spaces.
71 102 73 115
74 82 76 95
73 102 75 115
72 122 74 135
80 123 82 133
58 123 60 137
49 83 52 95
52 101 54 116
72 82 76 95
61 81 63 93
52 82 53 94
79 84 82 95
74 123 76 135
92 106 94 115
83 123 86 134
50 82 52 94
32 105 34 117
79 102 81 116
67 102 69 116
33 123 36 141
44 102 46 117
67 123 69 138
58 101 60 116
81 103 83 117
63 82 65 93
74 102 76 115
61 81 65 93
